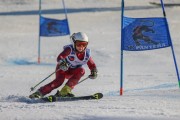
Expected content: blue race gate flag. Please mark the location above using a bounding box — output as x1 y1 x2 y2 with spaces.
122 17 172 51
40 16 70 36
120 0 180 96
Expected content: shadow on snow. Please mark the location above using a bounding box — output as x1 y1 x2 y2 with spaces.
106 83 178 97
6 59 55 66
0 6 160 16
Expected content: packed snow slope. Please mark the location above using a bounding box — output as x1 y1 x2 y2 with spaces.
0 0 180 120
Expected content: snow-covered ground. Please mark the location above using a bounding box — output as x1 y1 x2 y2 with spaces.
0 0 180 120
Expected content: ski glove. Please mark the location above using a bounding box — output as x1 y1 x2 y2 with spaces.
89 68 98 79
58 59 69 71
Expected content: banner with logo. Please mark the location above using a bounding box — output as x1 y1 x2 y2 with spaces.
40 16 70 37
122 17 172 51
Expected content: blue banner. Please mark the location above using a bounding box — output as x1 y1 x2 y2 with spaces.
122 17 172 51
40 16 70 37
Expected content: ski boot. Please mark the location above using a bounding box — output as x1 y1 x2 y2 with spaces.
55 85 75 97
29 91 43 99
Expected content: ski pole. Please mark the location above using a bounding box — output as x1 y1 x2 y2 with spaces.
30 69 60 92
77 76 89 85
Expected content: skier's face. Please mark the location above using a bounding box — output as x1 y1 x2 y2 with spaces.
75 41 88 52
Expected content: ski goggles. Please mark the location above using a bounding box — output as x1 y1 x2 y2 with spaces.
75 41 88 47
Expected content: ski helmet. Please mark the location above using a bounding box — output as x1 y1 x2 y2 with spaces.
70 32 88 51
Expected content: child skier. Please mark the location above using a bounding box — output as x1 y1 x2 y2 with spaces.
29 32 98 98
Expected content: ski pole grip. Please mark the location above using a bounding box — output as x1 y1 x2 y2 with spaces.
30 87 35 92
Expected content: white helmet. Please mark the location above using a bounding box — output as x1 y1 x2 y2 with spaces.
70 32 88 48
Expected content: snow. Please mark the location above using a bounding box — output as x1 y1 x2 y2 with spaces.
0 0 180 120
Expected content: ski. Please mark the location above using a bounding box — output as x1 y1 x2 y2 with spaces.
149 2 161 6
41 93 103 102
149 2 180 7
